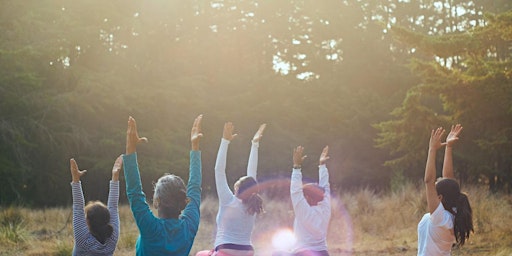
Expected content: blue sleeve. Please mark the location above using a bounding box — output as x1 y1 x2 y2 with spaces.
181 150 202 233
122 153 159 238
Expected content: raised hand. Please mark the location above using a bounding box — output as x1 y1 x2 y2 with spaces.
252 124 266 143
293 146 307 169
112 155 123 181
126 116 148 155
223 122 237 141
429 127 446 151
319 146 330 165
70 158 87 183
191 114 203 151
445 124 463 148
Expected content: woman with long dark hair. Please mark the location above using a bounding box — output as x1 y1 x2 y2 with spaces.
419 124 473 255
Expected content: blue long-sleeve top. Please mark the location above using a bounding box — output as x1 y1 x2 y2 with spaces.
123 151 202 256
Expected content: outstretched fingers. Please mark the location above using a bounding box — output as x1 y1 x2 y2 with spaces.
223 122 237 141
429 127 446 150
319 145 330 165
446 124 463 147
293 146 307 166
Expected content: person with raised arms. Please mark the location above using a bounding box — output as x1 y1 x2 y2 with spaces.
70 155 121 256
123 115 203 256
418 124 473 255
288 145 332 256
196 122 266 256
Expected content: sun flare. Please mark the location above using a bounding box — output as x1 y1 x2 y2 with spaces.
271 228 297 251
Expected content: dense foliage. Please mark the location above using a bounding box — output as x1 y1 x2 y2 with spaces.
0 0 510 206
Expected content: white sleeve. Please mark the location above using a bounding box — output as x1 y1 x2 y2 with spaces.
246 141 259 179
319 164 330 195
290 169 309 216
430 202 453 229
215 138 234 204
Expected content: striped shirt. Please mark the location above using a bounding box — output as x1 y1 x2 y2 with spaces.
71 180 120 256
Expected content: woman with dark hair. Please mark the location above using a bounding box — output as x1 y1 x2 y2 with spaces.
122 115 203 256
70 155 121 256
196 122 266 256
419 124 473 255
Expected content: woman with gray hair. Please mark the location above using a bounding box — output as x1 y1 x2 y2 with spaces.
122 115 203 256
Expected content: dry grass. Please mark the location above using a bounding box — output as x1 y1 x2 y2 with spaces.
0 183 511 256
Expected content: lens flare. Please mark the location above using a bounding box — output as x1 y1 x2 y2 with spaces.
272 228 296 251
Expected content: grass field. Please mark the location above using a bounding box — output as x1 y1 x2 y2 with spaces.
1 183 511 256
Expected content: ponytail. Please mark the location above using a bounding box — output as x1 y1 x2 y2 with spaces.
454 192 473 246
85 201 113 244
236 176 264 215
243 193 264 215
91 223 114 244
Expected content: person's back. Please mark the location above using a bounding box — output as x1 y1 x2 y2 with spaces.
196 123 266 256
290 146 331 255
419 124 473 256
70 157 121 256
123 115 203 256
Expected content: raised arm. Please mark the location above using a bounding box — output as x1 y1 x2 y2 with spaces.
425 128 445 214
247 124 266 179
108 155 122 241
291 146 308 210
123 116 158 236
181 115 203 230
125 116 148 155
442 124 462 180
191 114 203 151
70 158 88 248
318 146 330 188
215 122 238 204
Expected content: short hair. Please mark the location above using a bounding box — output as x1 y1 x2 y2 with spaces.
153 174 189 218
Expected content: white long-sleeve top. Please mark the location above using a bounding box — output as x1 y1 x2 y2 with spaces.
214 138 259 247
291 165 331 253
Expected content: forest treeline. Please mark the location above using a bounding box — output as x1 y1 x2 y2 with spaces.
1 0 511 206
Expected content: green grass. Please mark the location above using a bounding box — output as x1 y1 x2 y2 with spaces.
0 183 511 255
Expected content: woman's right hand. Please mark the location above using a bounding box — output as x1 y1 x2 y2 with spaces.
70 158 86 183
223 122 237 141
319 146 330 165
111 155 123 181
191 114 203 150
445 124 463 148
252 124 266 143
